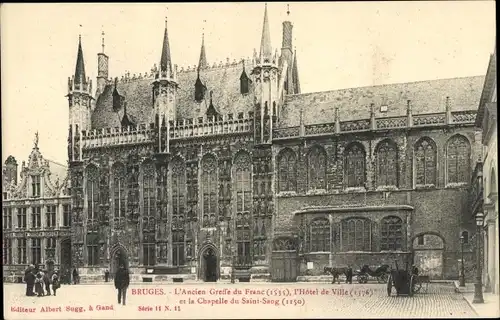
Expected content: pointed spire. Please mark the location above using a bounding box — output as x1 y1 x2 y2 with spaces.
260 3 272 62
74 32 87 85
292 49 301 94
160 17 172 72
198 31 208 70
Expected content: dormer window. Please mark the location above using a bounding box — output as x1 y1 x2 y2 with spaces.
195 76 207 102
31 175 40 198
240 68 252 95
238 112 244 119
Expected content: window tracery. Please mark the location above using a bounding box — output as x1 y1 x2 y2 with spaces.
86 165 99 220
376 140 399 187
341 218 371 251
307 146 327 190
278 149 297 192
344 143 366 188
446 135 470 184
309 218 330 252
112 163 126 218
415 138 437 186
380 216 404 251
201 155 217 227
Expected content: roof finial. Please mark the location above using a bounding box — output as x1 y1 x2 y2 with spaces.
101 28 105 53
34 131 39 149
287 4 290 16
79 24 82 41
165 16 168 28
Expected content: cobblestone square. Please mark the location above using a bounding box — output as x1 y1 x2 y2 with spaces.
4 282 477 319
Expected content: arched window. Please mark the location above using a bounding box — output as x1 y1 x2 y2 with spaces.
344 143 366 188
142 161 156 217
415 137 437 186
171 158 186 267
234 151 252 266
308 146 327 190
201 155 217 227
171 158 186 225
112 163 126 218
310 218 330 252
380 216 404 251
86 165 99 220
278 149 297 192
446 135 471 184
341 218 371 251
376 140 399 187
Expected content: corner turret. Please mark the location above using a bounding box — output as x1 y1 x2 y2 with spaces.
252 4 279 145
152 17 178 154
67 34 93 162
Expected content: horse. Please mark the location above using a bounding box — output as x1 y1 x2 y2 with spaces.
324 266 349 284
359 264 390 283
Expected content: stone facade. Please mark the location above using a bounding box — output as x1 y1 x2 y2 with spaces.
474 46 498 294
64 5 485 282
2 135 71 282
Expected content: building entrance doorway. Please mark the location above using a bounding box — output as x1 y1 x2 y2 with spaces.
110 245 129 278
198 245 219 282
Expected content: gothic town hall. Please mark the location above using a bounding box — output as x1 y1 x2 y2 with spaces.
63 5 484 282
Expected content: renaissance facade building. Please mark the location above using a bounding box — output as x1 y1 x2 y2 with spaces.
66 5 485 282
2 137 71 282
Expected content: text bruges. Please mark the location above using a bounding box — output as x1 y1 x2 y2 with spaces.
131 288 166 295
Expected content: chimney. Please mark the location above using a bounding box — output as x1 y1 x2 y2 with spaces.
4 156 18 185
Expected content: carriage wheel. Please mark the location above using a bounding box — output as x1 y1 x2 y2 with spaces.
386 275 392 296
378 273 388 283
357 275 364 284
409 275 415 297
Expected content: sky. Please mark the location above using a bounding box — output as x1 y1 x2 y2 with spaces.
1 2 496 168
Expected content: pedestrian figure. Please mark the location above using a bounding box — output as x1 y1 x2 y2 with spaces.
24 265 36 296
51 270 60 296
72 268 79 284
104 269 110 282
346 265 353 284
35 272 44 297
43 270 51 296
114 265 130 306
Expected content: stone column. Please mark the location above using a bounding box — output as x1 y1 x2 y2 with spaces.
487 221 495 292
26 207 32 231
26 237 32 266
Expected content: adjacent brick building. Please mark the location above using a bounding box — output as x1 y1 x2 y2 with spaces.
2 136 71 282
64 4 484 282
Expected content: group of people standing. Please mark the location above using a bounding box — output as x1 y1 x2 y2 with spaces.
24 265 60 297
23 264 130 306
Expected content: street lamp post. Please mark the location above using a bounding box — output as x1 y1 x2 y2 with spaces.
460 235 466 287
473 212 484 304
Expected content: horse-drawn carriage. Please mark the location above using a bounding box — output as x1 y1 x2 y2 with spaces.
324 264 389 284
386 260 428 296
355 265 390 284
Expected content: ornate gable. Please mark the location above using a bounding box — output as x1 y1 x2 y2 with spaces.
11 133 69 199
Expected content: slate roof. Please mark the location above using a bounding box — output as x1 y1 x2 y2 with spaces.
280 75 485 128
91 60 255 129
